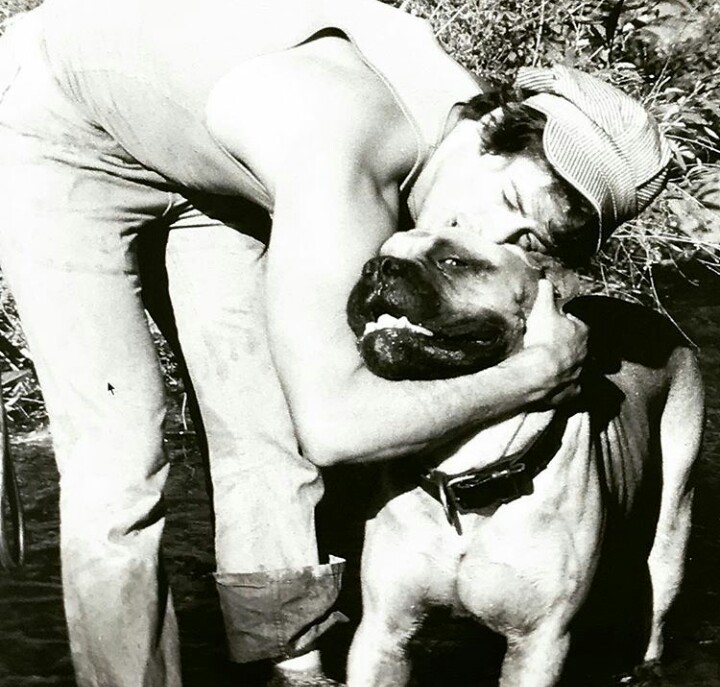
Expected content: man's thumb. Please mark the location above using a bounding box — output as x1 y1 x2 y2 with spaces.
532 279 556 315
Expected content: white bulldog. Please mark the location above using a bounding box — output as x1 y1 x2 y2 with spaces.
344 228 703 687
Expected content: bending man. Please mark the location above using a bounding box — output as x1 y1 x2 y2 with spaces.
0 0 668 684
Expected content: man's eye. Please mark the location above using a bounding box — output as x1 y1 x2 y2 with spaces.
517 234 532 250
517 233 545 252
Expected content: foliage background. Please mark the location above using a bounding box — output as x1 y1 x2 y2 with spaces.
0 0 718 426
386 0 720 298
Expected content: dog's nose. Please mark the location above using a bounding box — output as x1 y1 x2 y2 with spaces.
362 256 405 280
378 256 403 277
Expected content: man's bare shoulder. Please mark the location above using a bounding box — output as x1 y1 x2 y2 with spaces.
206 34 417 195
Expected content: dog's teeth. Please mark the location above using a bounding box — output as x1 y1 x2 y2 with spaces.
396 315 435 337
377 313 398 328
362 314 434 338
362 321 380 336
408 321 434 337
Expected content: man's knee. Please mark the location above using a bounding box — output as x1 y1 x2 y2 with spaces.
54 410 169 535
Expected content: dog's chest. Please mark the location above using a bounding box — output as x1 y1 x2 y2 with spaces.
440 416 604 625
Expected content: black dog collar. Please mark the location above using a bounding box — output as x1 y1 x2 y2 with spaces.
420 412 568 535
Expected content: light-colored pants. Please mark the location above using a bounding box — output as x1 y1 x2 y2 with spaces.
0 11 342 686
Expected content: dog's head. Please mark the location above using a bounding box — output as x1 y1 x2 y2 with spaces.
347 227 573 380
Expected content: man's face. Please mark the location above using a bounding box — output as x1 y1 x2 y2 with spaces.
410 119 570 253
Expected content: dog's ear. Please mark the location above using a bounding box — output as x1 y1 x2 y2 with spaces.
524 252 581 304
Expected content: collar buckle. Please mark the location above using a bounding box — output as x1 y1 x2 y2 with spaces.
422 462 534 535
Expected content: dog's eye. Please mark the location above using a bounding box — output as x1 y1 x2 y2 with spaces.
437 257 467 269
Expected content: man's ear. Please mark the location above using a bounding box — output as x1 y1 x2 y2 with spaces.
524 252 581 304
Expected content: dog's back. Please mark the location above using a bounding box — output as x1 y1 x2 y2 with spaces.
567 296 701 511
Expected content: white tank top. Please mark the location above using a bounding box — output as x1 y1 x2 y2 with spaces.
38 0 480 207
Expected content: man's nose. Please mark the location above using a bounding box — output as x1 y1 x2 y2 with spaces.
379 229 437 259
457 217 535 249
453 212 506 240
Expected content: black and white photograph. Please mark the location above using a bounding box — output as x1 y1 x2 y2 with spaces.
0 0 718 685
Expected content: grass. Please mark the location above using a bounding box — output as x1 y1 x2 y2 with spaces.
0 0 39 25
388 0 720 301
0 0 719 424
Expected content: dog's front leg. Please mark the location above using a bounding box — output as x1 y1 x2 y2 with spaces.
499 622 570 687
346 561 423 687
347 512 435 687
346 608 416 687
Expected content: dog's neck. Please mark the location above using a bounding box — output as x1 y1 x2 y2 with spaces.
435 410 556 475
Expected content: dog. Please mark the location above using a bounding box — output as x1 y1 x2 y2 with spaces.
344 227 703 687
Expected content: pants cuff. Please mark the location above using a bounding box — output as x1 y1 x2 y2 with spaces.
215 555 347 663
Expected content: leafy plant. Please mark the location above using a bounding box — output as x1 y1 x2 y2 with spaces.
389 0 720 307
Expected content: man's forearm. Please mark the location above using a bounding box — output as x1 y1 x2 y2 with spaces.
290 344 562 466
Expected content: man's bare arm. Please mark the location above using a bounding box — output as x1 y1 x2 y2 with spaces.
266 153 585 466
207 49 586 466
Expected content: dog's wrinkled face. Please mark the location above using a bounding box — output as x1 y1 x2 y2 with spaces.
347 228 542 380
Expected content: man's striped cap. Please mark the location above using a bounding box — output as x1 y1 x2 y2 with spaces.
516 65 671 251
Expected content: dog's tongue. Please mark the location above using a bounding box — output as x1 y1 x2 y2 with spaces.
362 314 434 338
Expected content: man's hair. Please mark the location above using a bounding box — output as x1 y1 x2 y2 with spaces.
459 90 600 266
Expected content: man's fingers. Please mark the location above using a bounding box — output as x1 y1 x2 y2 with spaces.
522 274 589 403
533 279 557 312
524 279 559 347
535 277 554 301
526 279 558 331
541 380 583 408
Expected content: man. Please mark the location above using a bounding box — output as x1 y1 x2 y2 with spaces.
0 0 669 684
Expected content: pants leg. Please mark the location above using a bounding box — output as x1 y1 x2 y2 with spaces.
0 136 181 685
160 198 345 662
0 9 344 671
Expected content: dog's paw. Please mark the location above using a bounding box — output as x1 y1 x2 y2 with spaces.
617 660 663 686
268 673 344 687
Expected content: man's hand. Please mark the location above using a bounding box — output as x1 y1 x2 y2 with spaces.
522 279 588 407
